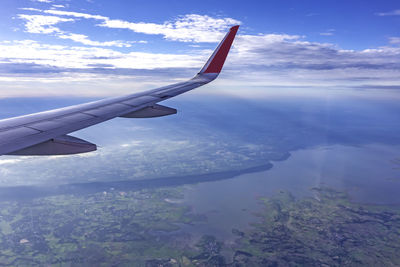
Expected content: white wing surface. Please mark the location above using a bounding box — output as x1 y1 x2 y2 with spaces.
0 25 239 156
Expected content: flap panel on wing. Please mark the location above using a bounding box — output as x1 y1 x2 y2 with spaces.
83 103 130 118
0 127 40 144
7 135 96 156
52 113 94 124
122 96 160 107
119 104 177 118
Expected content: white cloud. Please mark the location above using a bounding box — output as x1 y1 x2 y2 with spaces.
0 39 203 70
42 9 240 43
18 8 239 48
51 5 65 9
17 13 134 48
18 14 73 34
99 14 240 42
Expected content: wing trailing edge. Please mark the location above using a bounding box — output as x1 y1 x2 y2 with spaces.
7 135 96 156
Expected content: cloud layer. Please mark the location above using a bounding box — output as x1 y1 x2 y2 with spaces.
1 6 398 98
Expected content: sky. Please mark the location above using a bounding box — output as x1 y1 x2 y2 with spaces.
0 0 399 99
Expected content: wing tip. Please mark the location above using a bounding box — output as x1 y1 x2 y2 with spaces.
199 25 240 74
230 25 240 31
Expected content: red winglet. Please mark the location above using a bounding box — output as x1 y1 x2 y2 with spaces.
199 25 239 74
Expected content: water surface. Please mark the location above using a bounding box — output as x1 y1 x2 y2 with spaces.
182 144 400 241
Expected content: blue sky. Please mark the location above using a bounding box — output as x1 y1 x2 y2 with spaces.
0 0 399 98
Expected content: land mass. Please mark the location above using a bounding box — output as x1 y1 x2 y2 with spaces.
0 186 399 266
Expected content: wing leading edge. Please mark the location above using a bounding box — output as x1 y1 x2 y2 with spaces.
0 25 239 156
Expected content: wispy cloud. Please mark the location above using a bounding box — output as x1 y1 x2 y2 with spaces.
40 9 240 42
17 9 235 47
319 29 335 36
376 9 400 16
389 37 400 45
58 33 134 47
18 14 133 47
31 0 54 3
51 5 65 9
99 14 240 42
19 7 42 12
44 9 108 20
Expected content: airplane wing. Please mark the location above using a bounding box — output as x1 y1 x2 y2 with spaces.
0 25 239 156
